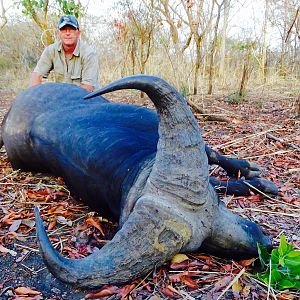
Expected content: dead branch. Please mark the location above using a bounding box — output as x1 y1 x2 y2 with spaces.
187 99 231 123
285 6 300 42
266 133 300 152
297 95 300 118
0 0 8 30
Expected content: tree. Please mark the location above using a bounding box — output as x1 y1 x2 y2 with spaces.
218 0 230 83
0 0 9 29
239 41 255 98
113 1 155 79
16 0 84 45
261 0 269 81
268 0 300 76
208 0 224 95
151 0 215 95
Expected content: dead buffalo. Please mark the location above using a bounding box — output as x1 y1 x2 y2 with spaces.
1 75 275 289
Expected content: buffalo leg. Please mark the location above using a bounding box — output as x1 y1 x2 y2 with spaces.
209 177 278 196
205 145 261 179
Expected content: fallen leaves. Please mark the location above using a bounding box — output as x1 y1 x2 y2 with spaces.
15 287 42 295
0 286 43 300
0 92 299 299
85 285 119 298
85 283 136 299
85 216 105 236
0 244 17 256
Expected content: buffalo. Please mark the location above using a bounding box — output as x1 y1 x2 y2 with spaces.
1 75 276 289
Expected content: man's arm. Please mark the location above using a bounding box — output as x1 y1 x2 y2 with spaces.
30 72 43 87
29 46 53 87
81 48 99 91
80 83 95 92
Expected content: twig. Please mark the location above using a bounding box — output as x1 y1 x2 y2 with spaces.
244 208 299 218
187 99 231 123
127 270 153 297
46 214 87 236
216 268 245 300
242 181 276 201
215 129 274 149
0 170 20 181
245 150 291 160
285 6 300 42
246 273 278 300
267 259 278 300
242 181 300 209
14 243 39 252
287 168 300 173
267 258 272 300
266 133 300 152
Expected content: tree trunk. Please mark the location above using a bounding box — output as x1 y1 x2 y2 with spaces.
261 0 269 82
219 0 230 83
239 44 252 97
0 0 8 29
193 42 201 95
297 96 300 118
208 1 222 95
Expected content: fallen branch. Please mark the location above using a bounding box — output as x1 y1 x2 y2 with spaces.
215 129 273 149
287 168 300 173
242 181 276 201
244 208 299 218
187 99 232 123
266 133 300 152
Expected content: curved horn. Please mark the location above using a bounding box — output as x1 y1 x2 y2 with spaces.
35 205 188 289
86 75 209 205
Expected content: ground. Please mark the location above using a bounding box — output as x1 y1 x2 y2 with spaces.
0 87 299 300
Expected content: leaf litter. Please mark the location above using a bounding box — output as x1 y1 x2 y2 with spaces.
0 90 299 299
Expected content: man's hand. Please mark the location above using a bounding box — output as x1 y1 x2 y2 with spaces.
30 72 43 87
81 84 95 92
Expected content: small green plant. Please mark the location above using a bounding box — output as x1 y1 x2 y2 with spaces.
255 99 264 110
224 91 247 104
180 85 190 98
257 235 300 290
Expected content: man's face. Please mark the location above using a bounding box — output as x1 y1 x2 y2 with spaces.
58 25 80 47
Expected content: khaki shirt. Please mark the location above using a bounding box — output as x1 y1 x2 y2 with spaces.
34 39 99 87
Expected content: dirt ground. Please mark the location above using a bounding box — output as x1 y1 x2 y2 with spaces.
0 86 299 300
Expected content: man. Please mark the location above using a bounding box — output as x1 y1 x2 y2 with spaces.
30 15 99 92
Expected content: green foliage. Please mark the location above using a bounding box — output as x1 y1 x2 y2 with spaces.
17 0 84 18
224 91 247 104
255 99 264 110
231 40 256 52
257 235 300 291
180 85 189 98
57 0 84 17
18 0 42 16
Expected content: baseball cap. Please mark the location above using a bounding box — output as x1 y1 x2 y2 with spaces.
58 15 79 30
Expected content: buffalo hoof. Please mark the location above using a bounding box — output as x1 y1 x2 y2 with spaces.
226 159 261 179
245 178 278 195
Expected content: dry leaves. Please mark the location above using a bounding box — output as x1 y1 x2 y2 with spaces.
0 92 299 299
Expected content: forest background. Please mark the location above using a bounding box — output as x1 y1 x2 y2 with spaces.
0 0 299 101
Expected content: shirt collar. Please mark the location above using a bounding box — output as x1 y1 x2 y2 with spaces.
73 39 80 56
56 41 62 52
56 39 81 57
